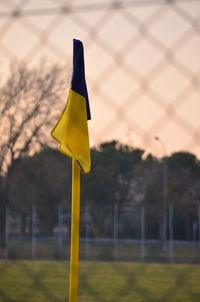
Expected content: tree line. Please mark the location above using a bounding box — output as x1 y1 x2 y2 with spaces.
3 141 200 242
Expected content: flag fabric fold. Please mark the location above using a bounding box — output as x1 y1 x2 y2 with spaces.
51 39 91 173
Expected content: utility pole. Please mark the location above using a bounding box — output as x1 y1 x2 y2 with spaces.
155 136 168 250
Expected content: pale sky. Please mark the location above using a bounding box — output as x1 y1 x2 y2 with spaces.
0 0 200 158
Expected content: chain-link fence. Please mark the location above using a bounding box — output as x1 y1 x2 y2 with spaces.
1 0 200 301
1 204 200 301
1 0 200 155
1 204 200 262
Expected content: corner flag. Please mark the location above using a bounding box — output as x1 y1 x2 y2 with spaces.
51 39 91 302
51 39 91 174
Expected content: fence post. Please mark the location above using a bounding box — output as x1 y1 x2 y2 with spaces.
32 205 36 260
140 205 145 262
114 203 119 260
58 205 63 259
169 205 174 262
5 205 9 258
85 204 90 260
198 206 200 251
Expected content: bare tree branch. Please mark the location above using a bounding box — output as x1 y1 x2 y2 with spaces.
0 61 67 176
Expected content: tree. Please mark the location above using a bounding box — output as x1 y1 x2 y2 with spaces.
7 148 71 236
81 141 145 237
83 141 144 206
167 152 200 240
134 154 163 240
0 62 66 246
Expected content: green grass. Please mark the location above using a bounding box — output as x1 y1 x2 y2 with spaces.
0 260 200 302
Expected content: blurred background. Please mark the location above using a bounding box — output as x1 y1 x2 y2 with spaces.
0 0 200 301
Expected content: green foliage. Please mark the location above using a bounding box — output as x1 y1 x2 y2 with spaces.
168 152 199 169
4 140 200 240
8 148 71 209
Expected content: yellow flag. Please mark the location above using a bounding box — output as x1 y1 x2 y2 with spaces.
51 39 91 173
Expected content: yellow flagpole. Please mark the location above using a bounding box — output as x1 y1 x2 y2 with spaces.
69 159 81 302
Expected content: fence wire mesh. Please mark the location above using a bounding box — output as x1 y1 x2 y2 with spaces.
1 0 200 301
0 0 200 155
1 204 200 302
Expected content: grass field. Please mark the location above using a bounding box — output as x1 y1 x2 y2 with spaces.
0 260 200 302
